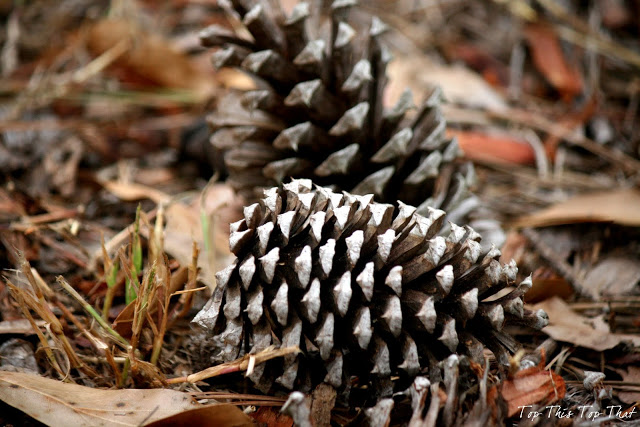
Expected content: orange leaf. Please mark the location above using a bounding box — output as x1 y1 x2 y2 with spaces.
525 268 574 303
524 23 583 102
501 359 566 417
249 406 293 427
448 129 536 165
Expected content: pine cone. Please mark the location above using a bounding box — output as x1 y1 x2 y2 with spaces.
193 180 548 395
202 0 475 217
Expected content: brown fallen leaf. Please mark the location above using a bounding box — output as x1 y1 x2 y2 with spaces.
249 406 293 427
145 403 254 427
386 55 508 111
513 188 640 228
582 256 640 299
163 184 242 289
0 371 198 426
444 42 509 88
542 97 597 159
501 354 566 418
0 319 43 335
99 179 172 205
448 129 536 165
86 18 216 99
615 366 640 404
525 267 574 303
532 297 640 351
523 23 583 102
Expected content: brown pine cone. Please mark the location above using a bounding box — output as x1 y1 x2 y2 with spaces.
201 0 477 220
193 180 547 396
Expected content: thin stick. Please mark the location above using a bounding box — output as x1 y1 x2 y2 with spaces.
167 346 300 384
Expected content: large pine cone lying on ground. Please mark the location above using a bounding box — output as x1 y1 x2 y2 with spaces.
202 0 476 220
194 180 548 395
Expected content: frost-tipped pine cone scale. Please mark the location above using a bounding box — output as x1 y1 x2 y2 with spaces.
194 180 548 394
202 0 475 216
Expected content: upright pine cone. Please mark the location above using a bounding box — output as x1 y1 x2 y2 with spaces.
202 0 475 217
194 180 548 395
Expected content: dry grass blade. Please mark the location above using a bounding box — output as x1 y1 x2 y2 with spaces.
5 281 67 379
56 276 130 349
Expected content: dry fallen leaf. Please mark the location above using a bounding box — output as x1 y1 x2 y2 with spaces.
0 371 198 426
501 356 566 418
513 188 640 228
615 366 640 404
99 179 172 205
145 403 254 427
525 267 574 303
386 55 508 111
86 18 216 99
582 256 640 299
532 297 640 351
0 319 43 335
249 407 293 427
524 23 583 101
448 129 536 165
163 184 242 289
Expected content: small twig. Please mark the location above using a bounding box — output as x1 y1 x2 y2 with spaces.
167 346 301 384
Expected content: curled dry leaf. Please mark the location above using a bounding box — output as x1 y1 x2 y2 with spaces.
532 297 640 351
0 371 198 426
513 188 640 228
501 355 566 418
